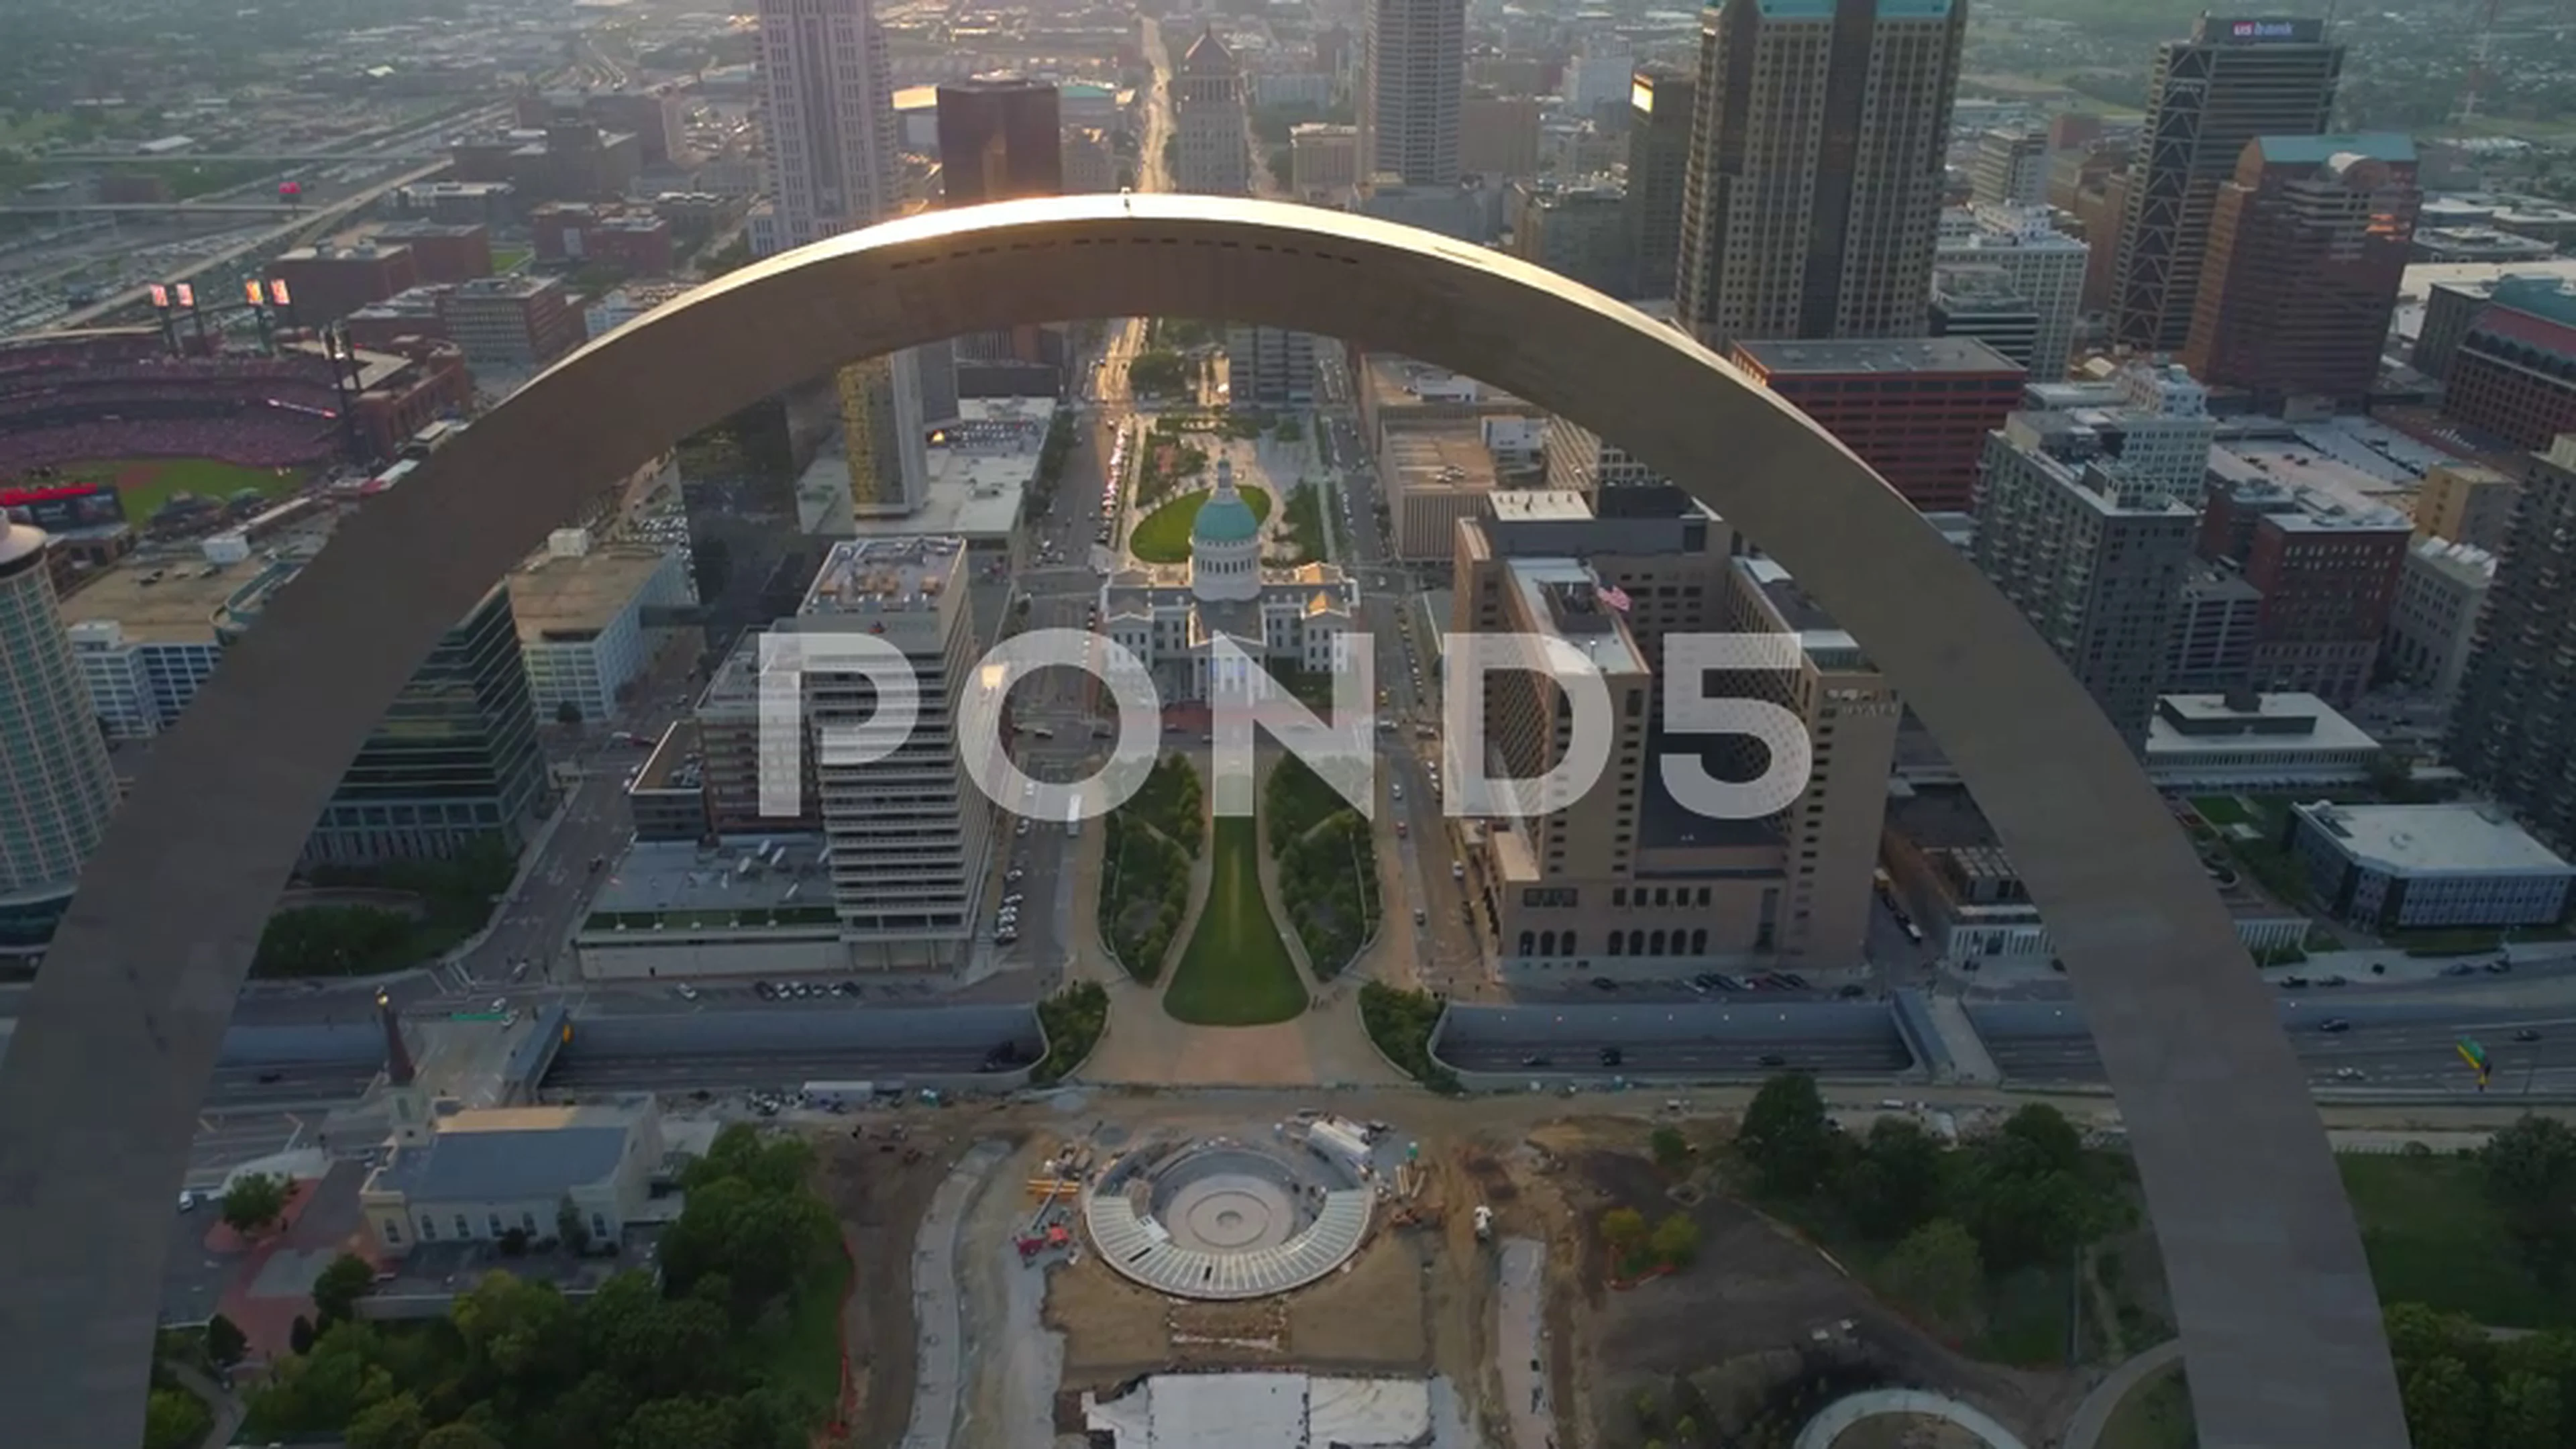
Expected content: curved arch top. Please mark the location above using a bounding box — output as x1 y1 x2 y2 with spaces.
0 195 2404 1448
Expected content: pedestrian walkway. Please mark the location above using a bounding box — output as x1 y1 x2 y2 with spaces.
1792 1389 2028 1449
1496 1239 1555 1449
1926 994 2001 1083
899 1141 1009 1449
2058 1340 2182 1449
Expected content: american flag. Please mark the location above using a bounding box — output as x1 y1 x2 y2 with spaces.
1597 582 1632 612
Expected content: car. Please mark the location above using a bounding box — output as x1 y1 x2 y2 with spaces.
1519 1053 1552 1068
1016 819 1031 837
2318 1018 2352 1033
256 1069 284 1085
176 1191 199 1214
996 930 1018 945
1756 1053 1786 1069
2514 1028 2542 1042
2441 962 2478 977
1591 976 1619 991
1837 984 1867 1000
1452 861 1465 881
675 983 700 1001
834 981 859 997
2280 975 2311 989
2333 1067 2367 1081
754 980 777 999
1693 972 1723 989
2486 959 2514 974
1598 1046 1624 1068
1390 782 1403 800
2317 974 2349 987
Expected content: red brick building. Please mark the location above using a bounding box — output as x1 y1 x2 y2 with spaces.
1727 337 2027 513
531 204 676 275
346 340 473 462
2181 134 2419 407
370 222 494 284
2198 470 2410 706
2444 307 2576 452
270 243 419 325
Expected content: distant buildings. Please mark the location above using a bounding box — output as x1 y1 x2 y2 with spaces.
2445 304 2576 451
0 525 120 951
2196 460 2411 708
2110 15 2343 352
1928 265 2043 373
2412 460 2520 553
1729 337 2024 515
2452 435 2576 852
1970 128 2049 209
1674 0 1964 350
1507 179 1629 297
506 529 695 724
2290 802 2574 932
272 243 419 325
437 275 584 371
2410 274 2576 386
1173 28 1251 196
2180 134 2420 407
935 74 1063 205
1289 123 1359 199
1935 205 2088 378
2383 537 2495 709
1360 0 1464 188
1225 326 1316 409
1622 65 1694 302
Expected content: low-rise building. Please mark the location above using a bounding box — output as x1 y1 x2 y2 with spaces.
2142 691 2385 790
504 529 694 724
362 1097 665 1257
2383 537 2495 708
2290 801 2575 931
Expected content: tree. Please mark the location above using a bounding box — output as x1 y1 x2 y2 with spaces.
221 1172 288 1234
1601 1208 1648 1258
345 1391 429 1449
313 1251 378 1326
1649 1213 1702 1268
621 1395 740 1449
143 1387 214 1449
1880 1219 1984 1339
1992 1103 2085 1178
2483 1114 2576 1283
288 1314 317 1356
1650 1126 1693 1173
1845 1116 1945 1242
555 699 584 727
2493 1373 2565 1449
452 1271 582 1389
419 1426 508 1449
2400 1355 2487 1449
1735 1071 1835 1195
558 1196 593 1255
1957 1161 2097 1272
205 1311 248 1366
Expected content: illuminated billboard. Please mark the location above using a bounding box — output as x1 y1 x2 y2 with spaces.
2218 17 2321 42
0 483 129 532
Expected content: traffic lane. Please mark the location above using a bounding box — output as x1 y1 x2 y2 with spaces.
545 1048 1002 1092
200 1063 375 1112
1986 1016 2576 1078
1991 1035 2576 1089
186 1114 307 1189
1442 1037 1912 1076
1971 999 2576 1037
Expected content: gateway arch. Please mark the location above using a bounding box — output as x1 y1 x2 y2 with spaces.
0 196 2406 1448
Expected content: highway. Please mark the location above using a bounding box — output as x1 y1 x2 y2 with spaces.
544 1047 1005 1093
1977 1000 2576 1093
200 1062 378 1113
1441 1036 1914 1076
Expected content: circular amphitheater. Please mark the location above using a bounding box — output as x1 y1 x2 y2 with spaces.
1083 1136 1375 1300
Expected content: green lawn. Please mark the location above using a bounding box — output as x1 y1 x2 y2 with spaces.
2099 1366 2196 1449
2187 795 2251 827
52 455 301 521
751 1245 851 1413
1128 484 1272 564
2341 1152 2576 1330
1163 814 1307 1025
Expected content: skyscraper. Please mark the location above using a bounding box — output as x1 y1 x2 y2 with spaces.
1970 127 2049 209
755 0 937 516
935 75 1063 205
1174 27 1252 196
0 525 119 949
2110 15 2343 353
1623 64 1696 301
1673 0 1967 350
2451 435 2576 852
2180 134 2418 405
1360 0 1464 189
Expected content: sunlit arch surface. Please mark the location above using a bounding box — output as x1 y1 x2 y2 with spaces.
0 196 2402 1448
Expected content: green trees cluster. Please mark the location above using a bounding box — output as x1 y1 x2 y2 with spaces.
1267 757 1379 977
1128 754 1205 855
2385 1304 2576 1449
1032 407 1075 511
1033 981 1110 1085
1097 760 1201 984
1278 484 1326 565
2481 1114 2576 1289
1128 350 1188 397
1601 1205 1702 1278
1358 982 1458 1093
220 1171 289 1234
1735 1074 2131 1339
244 1126 840 1449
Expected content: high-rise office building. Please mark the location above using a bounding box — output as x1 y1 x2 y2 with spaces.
1929 264 2043 372
1508 179 1631 296
1450 494 1896 978
778 536 993 969
1174 28 1252 196
2181 133 2418 406
1226 325 1318 407
1971 128 2049 209
0 525 120 949
755 0 938 517
303 585 549 867
1729 337 2025 515
1673 0 1966 351
2451 435 2576 851
1544 417 1667 500
936 75 1063 205
1937 204 2090 378
1972 365 2211 743
1360 0 1464 189
2110 15 2343 353
1623 64 1696 301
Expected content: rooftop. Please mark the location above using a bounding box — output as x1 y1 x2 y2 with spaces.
1731 335 2023 376
2253 132 2416 166
798 536 968 618
1505 558 1641 675
2296 802 2573 876
506 541 674 640
2146 692 2381 756
1387 427 1499 490
586 837 839 922
367 1100 649 1203
1735 555 1861 655
1487 490 1593 522
1084 1373 1432 1449
58 534 330 645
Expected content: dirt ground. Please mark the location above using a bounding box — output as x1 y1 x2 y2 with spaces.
814 1121 1000 1449
1832 1415 1989 1449
1523 1119 2088 1448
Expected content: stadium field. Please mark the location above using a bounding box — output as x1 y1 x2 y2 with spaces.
50 457 304 520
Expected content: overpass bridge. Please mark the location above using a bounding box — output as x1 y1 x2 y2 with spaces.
0 202 318 216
